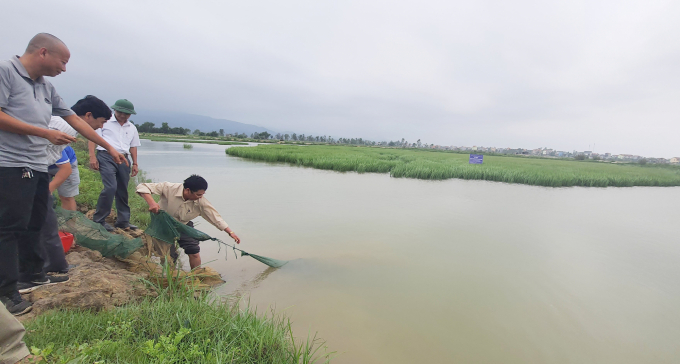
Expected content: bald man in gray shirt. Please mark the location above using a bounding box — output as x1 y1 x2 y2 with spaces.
0 33 127 316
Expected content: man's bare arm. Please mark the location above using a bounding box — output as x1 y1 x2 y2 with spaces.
138 193 160 213
88 141 99 170
0 110 75 145
130 147 138 177
61 114 110 149
61 114 129 166
49 163 72 193
224 228 240 244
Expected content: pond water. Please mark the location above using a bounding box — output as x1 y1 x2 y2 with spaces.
138 140 680 364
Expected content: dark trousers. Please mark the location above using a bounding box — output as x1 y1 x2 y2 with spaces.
93 150 131 225
40 193 69 273
170 221 200 262
0 167 48 297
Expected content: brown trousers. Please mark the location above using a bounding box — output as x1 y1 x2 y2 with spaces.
0 304 29 364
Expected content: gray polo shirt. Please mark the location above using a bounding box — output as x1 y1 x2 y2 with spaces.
0 56 74 172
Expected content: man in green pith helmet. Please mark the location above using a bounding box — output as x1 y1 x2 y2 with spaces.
88 99 141 232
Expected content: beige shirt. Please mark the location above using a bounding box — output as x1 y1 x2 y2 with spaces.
136 182 229 230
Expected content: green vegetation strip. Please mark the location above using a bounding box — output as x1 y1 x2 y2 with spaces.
25 266 333 363
25 297 331 363
226 145 680 187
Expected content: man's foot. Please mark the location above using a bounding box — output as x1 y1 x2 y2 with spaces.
49 264 77 275
17 275 70 294
115 222 138 230
100 222 115 232
0 291 32 316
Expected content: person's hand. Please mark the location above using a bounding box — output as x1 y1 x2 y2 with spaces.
44 129 76 145
228 231 240 244
108 149 130 166
148 201 161 214
89 157 99 170
131 164 139 177
49 183 57 193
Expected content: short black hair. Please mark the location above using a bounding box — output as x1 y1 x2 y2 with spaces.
71 95 112 120
184 174 208 192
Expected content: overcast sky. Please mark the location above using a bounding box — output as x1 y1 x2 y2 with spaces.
3 0 679 157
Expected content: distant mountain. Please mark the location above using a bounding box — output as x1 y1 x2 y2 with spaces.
131 110 274 135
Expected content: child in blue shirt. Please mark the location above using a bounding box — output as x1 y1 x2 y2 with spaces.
48 146 80 210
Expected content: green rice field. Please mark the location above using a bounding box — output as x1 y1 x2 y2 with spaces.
226 145 680 187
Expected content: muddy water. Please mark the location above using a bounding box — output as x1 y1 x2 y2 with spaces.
138 140 680 364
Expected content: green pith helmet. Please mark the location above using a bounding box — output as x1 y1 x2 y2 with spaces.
110 99 136 115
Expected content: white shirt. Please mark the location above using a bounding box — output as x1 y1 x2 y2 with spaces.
45 116 78 165
95 115 141 153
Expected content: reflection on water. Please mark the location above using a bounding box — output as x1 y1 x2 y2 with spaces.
227 266 279 304
138 140 680 364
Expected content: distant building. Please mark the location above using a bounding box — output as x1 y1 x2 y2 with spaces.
616 154 644 161
670 157 680 165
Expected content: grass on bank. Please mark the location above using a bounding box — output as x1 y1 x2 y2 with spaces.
25 263 334 364
226 144 680 187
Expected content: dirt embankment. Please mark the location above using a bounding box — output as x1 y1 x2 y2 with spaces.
19 213 225 322
19 246 156 322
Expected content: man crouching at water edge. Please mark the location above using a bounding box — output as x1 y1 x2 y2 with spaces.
136 175 240 269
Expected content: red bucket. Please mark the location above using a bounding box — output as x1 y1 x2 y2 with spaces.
59 231 74 253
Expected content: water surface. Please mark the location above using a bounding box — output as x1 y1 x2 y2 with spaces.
138 140 680 364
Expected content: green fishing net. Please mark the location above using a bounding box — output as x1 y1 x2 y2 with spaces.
145 210 213 244
239 251 288 268
55 207 143 258
146 211 288 268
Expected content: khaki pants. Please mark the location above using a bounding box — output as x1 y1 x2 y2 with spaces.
0 304 29 364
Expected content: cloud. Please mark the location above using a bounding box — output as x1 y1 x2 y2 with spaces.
2 0 679 156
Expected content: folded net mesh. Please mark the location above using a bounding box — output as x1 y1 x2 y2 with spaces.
55 208 143 258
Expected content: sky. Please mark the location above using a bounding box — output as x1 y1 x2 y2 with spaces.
3 0 679 157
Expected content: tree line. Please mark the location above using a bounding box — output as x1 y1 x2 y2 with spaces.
136 122 248 138
135 121 422 147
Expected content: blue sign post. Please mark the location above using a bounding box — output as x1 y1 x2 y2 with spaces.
469 154 484 164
